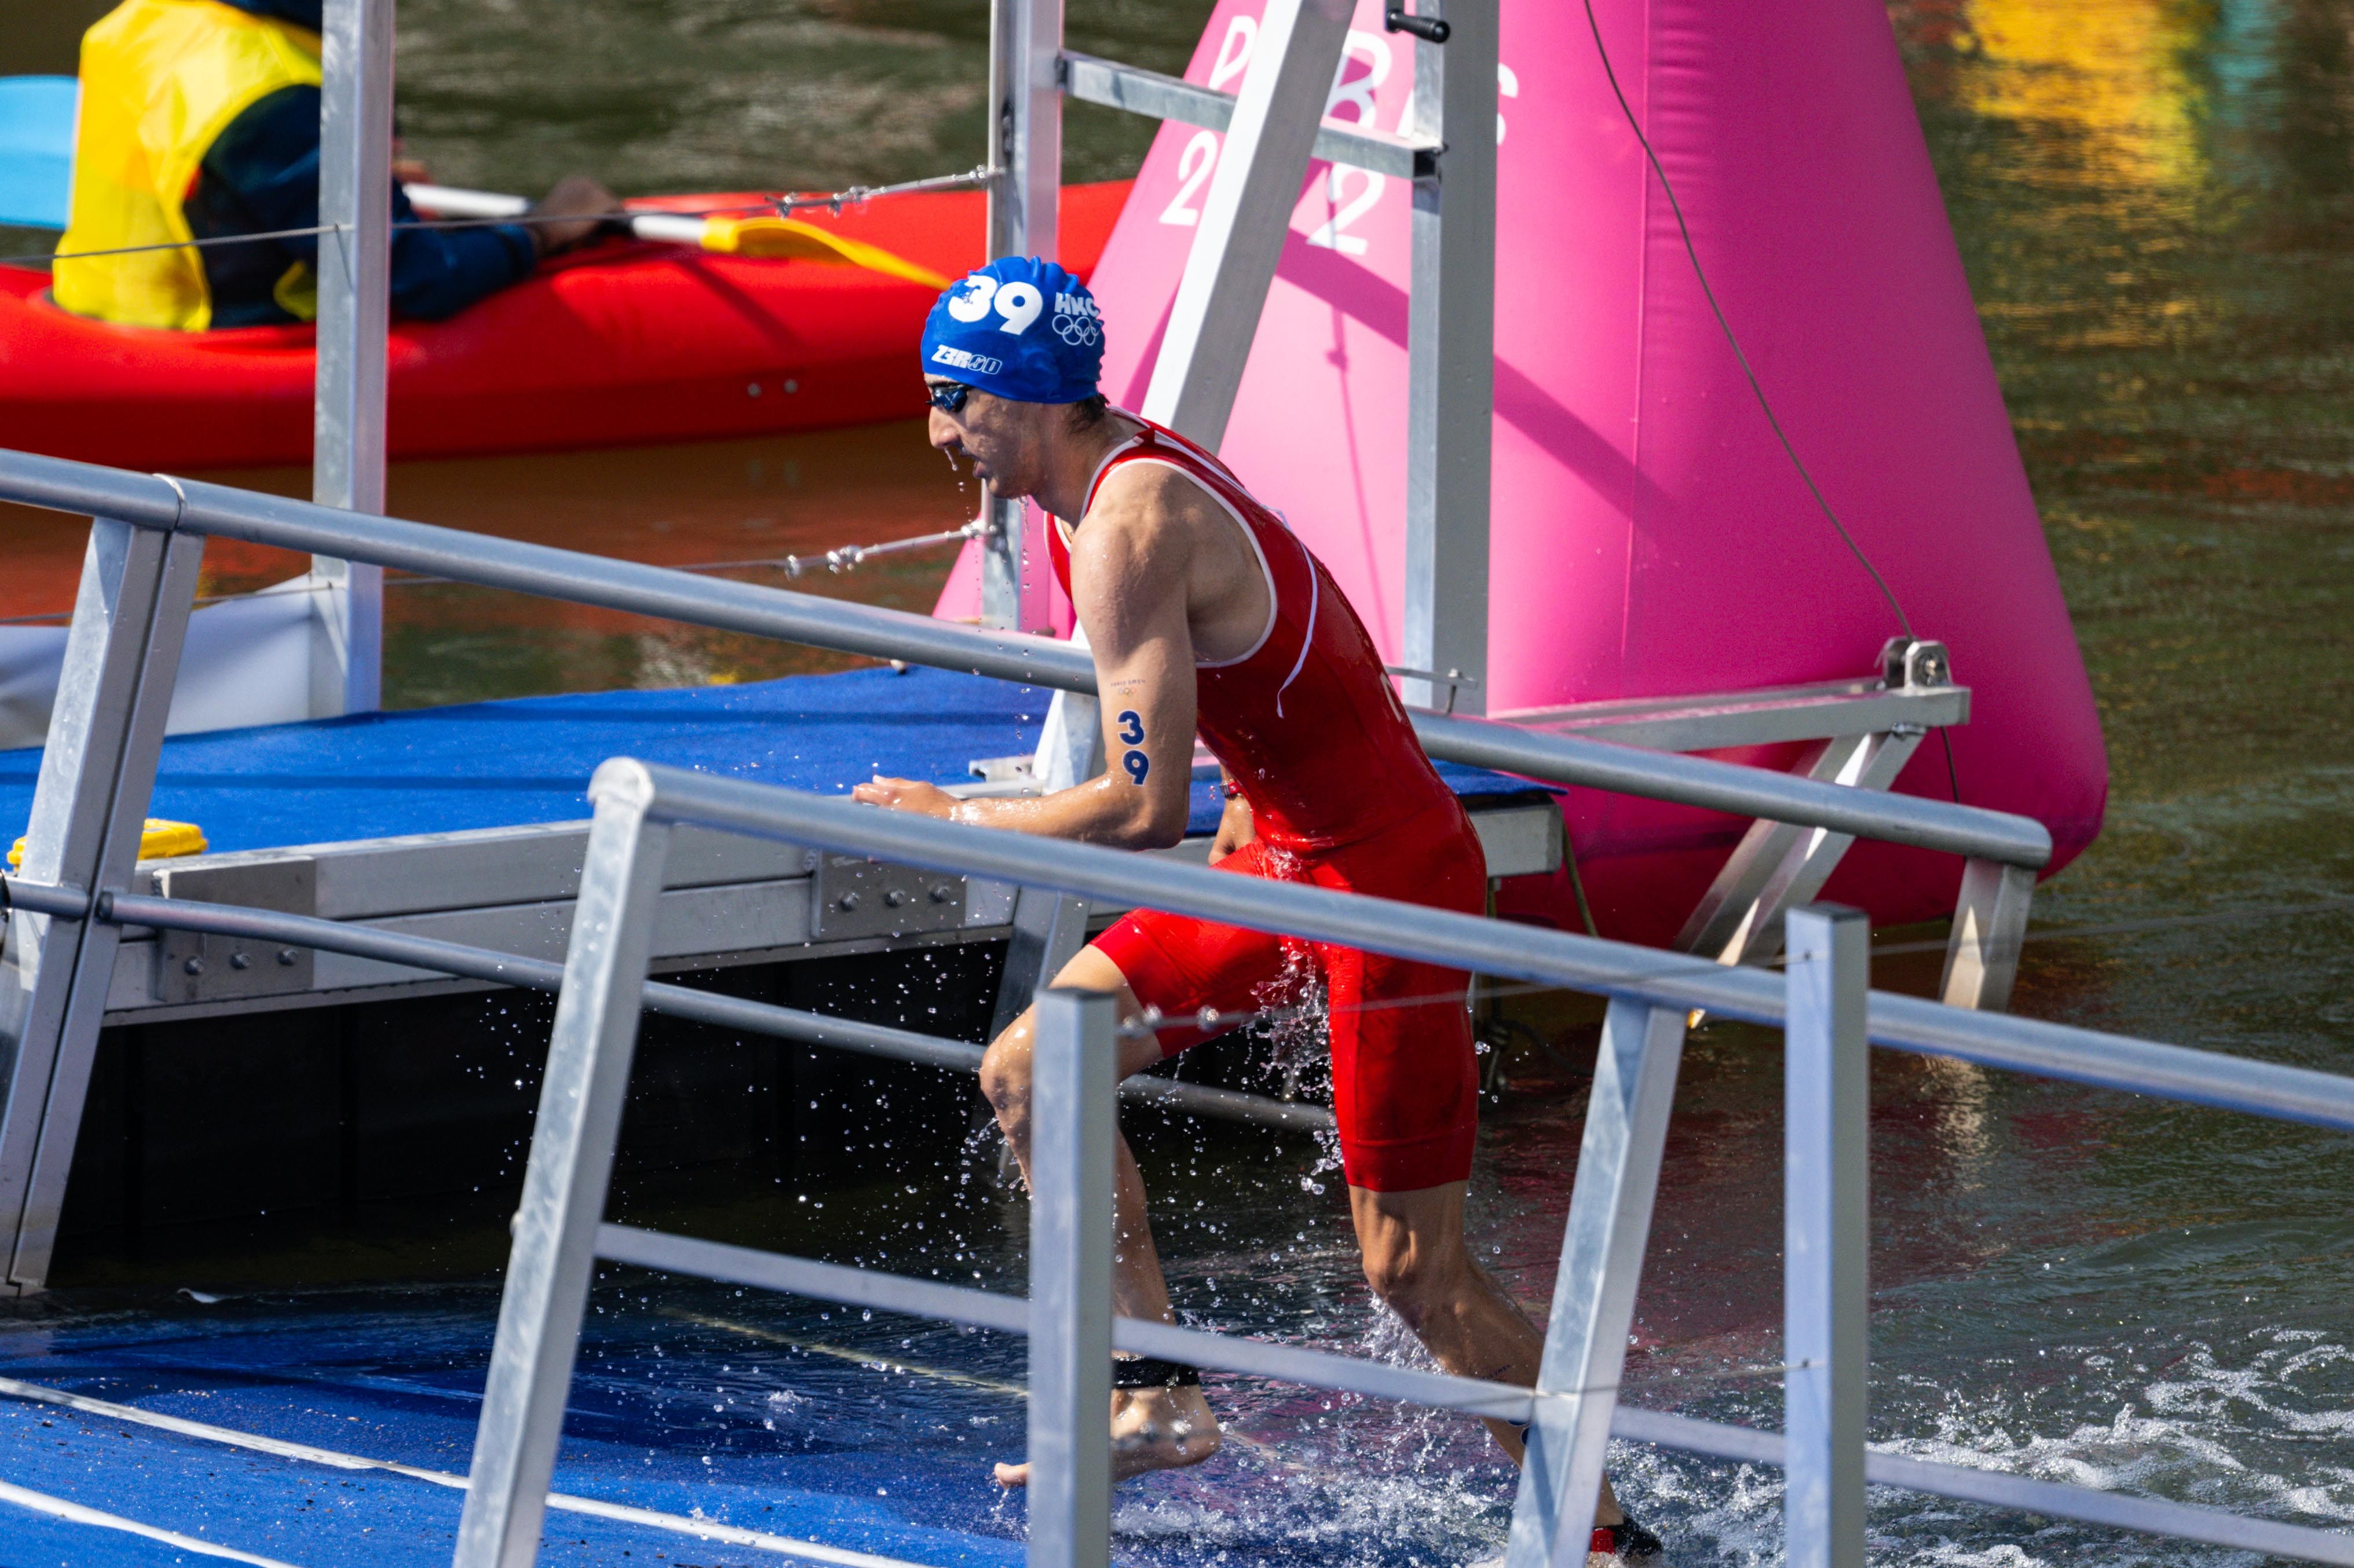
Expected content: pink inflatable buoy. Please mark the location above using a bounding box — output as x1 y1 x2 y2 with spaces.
941 0 2105 942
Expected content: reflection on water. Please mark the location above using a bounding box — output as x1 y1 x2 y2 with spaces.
392 0 1216 199
1946 0 2215 192
5 1 2354 1563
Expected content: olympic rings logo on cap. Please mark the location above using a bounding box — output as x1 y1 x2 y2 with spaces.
1052 313 1100 347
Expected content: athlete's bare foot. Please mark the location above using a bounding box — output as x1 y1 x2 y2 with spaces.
992 1386 1221 1487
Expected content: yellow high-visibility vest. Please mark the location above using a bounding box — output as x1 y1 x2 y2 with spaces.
53 0 322 330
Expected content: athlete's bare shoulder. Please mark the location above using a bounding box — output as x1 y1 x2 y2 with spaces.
1076 443 1269 663
1070 460 1197 586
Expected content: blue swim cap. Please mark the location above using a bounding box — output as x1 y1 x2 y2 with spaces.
920 256 1103 405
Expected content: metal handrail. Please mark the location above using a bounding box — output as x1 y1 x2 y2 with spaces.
444 756 2354 1568
596 763 2354 1132
0 445 2052 870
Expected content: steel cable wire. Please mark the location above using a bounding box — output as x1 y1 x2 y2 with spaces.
0 523 989 627
0 165 995 271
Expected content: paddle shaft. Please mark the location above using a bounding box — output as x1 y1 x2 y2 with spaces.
400 183 705 245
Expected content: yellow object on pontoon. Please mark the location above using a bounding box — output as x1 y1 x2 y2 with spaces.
8 818 207 869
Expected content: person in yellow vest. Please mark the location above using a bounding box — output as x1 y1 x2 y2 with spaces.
54 0 616 330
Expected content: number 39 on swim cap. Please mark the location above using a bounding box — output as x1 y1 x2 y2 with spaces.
920 255 1104 406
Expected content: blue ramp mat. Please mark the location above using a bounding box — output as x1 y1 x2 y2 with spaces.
0 1271 1522 1568
0 666 1544 857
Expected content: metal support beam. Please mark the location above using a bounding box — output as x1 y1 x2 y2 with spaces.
996 629 1105 1031
0 520 202 1294
1140 0 1354 447
980 0 1065 632
1058 50 1435 178
1501 671 1969 752
310 0 392 715
1399 0 1497 717
1940 857 2034 1011
986 0 1062 268
991 886 1097 1040
1025 987 1116 1568
1505 999 1687 1567
452 781 672 1568
1673 728 1927 968
1785 905 1869 1568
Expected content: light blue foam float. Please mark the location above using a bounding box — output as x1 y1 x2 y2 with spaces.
0 75 77 231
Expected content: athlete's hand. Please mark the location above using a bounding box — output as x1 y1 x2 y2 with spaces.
851 776 961 819
1208 791 1255 864
529 176 622 257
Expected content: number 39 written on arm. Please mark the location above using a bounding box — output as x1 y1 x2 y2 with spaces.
1116 709 1150 784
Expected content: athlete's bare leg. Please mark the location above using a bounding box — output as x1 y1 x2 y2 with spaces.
1347 1182 1625 1528
979 958 1624 1525
978 945 1222 1487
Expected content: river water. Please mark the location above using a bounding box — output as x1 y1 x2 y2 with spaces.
4 2 2354 1565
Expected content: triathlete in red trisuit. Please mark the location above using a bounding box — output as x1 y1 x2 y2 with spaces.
855 258 1658 1560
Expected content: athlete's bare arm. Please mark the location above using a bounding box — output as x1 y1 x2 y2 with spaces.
854 456 1266 847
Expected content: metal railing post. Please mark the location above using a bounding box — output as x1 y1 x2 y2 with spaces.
980 0 1063 633
985 0 1062 268
1140 0 1354 448
310 0 392 715
452 770 672 1568
994 626 1105 1032
1785 904 1869 1568
1025 986 1116 1568
0 520 203 1293
1400 0 1497 717
1505 998 1687 1567
1940 857 2034 1011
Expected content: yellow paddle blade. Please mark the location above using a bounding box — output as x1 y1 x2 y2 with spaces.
700 216 950 290
9 818 206 869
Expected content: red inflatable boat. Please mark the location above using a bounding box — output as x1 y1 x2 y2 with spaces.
0 181 1130 472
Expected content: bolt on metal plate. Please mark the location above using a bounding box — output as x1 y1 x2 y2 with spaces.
150 857 318 1004
809 854 966 941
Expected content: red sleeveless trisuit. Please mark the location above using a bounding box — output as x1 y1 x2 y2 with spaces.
1048 415 1487 1192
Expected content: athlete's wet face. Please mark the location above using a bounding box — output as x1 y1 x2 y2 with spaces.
926 378 1058 500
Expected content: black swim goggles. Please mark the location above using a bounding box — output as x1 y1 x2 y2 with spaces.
925 381 974 414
